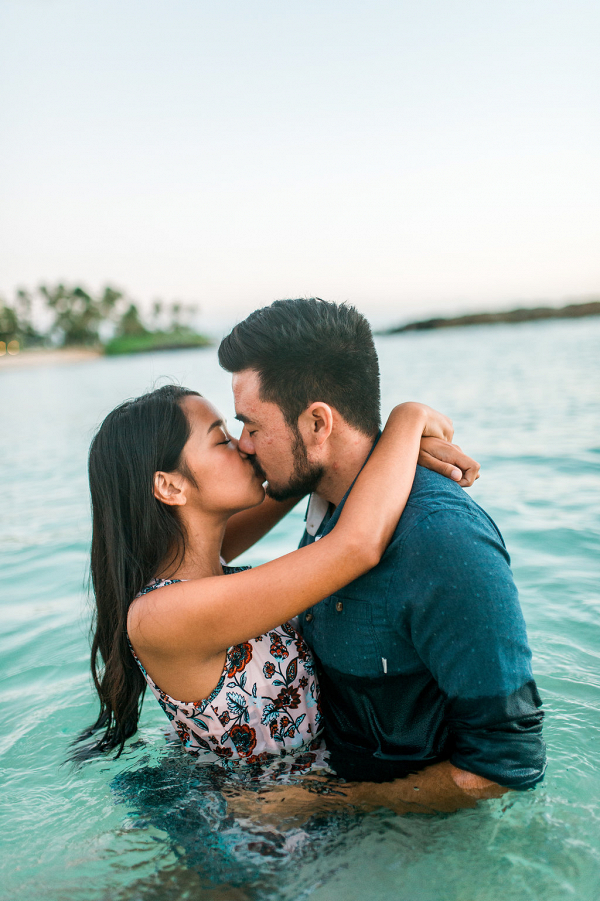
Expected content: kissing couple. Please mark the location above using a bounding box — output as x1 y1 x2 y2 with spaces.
76 298 545 812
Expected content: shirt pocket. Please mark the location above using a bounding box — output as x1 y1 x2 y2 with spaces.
313 593 383 678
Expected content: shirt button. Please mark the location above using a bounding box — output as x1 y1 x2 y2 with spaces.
335 600 343 612
305 613 313 622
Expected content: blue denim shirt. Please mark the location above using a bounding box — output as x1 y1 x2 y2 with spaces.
299 464 546 787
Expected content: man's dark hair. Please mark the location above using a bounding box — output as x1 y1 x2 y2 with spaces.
218 298 381 436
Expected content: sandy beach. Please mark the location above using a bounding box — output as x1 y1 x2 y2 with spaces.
0 347 102 371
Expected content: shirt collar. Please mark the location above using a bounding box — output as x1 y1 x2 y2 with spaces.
304 493 331 537
304 431 381 538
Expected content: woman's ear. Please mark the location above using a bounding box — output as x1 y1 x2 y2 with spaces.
153 471 187 506
299 402 334 449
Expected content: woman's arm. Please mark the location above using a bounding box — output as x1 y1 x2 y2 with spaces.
135 403 449 655
220 439 480 563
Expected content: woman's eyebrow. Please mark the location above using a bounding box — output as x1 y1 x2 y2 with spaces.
207 419 225 434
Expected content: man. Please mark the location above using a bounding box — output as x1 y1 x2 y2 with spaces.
218 298 545 806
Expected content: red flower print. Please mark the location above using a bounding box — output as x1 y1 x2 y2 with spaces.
269 632 289 660
226 642 253 676
175 722 190 743
263 661 275 678
290 752 316 775
229 724 257 757
275 686 301 709
296 639 310 661
269 721 278 738
280 715 291 729
214 746 233 759
218 710 230 726
298 676 309 689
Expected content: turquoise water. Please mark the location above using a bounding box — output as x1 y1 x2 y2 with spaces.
1 318 599 900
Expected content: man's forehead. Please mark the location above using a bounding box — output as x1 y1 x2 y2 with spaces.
231 369 261 413
231 370 283 423
232 368 260 397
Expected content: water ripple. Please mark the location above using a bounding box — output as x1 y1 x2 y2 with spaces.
1 319 599 900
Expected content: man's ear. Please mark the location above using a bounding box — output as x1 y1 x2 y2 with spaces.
299 402 334 449
153 471 187 506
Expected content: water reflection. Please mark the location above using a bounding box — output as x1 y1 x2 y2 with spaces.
110 750 370 898
111 748 593 901
1 320 600 900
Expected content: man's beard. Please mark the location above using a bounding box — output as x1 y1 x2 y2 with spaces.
250 430 325 502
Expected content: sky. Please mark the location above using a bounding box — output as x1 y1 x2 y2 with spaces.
1 0 599 332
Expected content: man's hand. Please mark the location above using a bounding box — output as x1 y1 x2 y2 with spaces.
418 437 481 487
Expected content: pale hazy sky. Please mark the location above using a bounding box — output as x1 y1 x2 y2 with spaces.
1 0 598 330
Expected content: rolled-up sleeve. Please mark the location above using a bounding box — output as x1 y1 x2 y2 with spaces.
394 508 546 789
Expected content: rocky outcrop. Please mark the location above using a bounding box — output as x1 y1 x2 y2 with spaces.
384 300 600 333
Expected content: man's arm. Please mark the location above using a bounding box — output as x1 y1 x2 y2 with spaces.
353 759 507 813
225 758 506 825
389 507 546 792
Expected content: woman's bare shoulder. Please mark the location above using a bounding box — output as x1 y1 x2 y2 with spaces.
127 578 196 650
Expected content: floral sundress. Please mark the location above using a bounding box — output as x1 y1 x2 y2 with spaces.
128 567 329 776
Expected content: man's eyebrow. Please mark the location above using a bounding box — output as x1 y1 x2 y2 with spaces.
234 413 254 425
207 419 225 434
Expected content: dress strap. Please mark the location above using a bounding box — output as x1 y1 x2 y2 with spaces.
138 566 250 598
137 577 182 596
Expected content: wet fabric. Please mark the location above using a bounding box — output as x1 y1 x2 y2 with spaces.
129 567 328 775
299 463 546 788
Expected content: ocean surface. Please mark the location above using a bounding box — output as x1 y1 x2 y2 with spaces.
1 318 599 901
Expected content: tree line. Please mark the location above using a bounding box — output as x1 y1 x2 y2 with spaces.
0 284 203 351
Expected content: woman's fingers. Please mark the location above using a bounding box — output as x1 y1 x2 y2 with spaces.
418 438 481 487
419 450 463 483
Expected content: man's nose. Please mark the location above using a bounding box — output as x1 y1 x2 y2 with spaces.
237 427 255 456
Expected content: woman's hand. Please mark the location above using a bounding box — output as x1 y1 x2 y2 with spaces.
419 437 481 487
389 403 453 443
388 405 480 487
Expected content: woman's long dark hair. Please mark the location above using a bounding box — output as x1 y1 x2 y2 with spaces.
72 384 200 760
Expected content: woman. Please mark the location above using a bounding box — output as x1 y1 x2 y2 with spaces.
74 384 455 774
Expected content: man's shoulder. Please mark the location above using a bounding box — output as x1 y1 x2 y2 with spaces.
379 468 514 605
402 463 480 518
393 465 502 544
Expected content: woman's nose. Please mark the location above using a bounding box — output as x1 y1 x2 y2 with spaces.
237 428 255 456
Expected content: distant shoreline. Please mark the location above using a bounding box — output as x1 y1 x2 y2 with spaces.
0 347 102 371
381 300 600 334
0 336 213 372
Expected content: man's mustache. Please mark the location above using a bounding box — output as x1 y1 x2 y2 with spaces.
249 455 267 483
